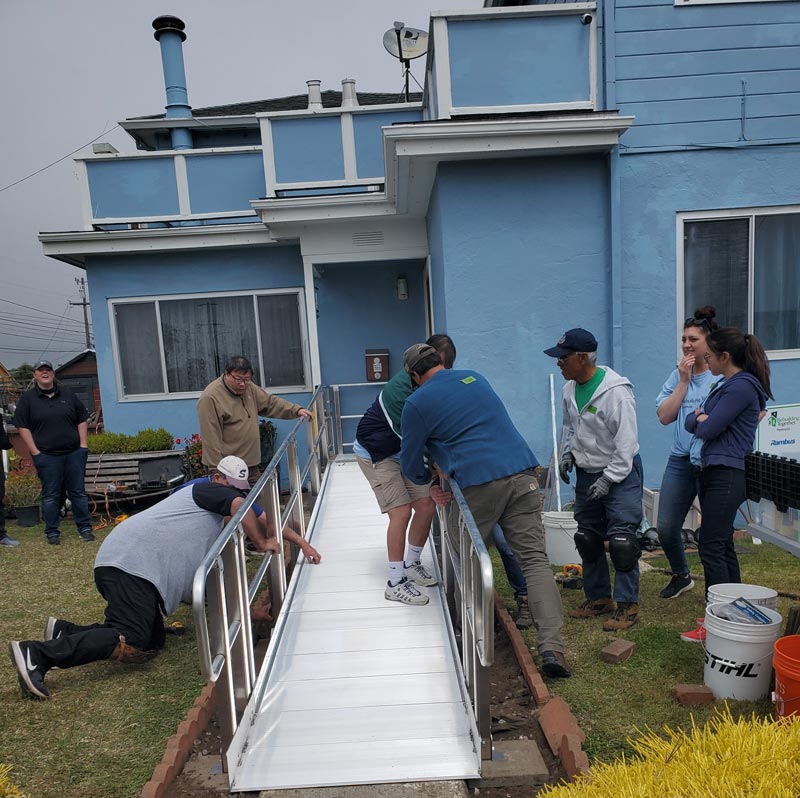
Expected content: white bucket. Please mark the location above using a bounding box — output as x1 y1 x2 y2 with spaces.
707 583 778 612
703 602 782 701
543 511 579 566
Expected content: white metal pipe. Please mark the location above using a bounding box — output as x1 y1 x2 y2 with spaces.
549 373 562 512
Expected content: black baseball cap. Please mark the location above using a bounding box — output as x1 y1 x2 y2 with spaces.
33 360 54 371
543 329 598 358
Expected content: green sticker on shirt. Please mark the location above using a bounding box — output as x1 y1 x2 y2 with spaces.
587 405 598 414
461 376 476 384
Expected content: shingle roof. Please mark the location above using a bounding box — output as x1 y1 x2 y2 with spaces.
129 90 423 120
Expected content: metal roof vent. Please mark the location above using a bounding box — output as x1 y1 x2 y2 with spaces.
352 231 385 247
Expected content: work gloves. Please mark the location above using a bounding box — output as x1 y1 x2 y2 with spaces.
558 452 575 484
587 475 613 501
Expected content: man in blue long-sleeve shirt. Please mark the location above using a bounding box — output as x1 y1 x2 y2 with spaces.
400 346 570 679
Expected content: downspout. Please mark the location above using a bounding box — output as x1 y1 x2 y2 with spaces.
152 15 193 150
602 0 623 370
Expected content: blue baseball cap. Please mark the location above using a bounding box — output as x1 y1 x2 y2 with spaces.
543 329 598 358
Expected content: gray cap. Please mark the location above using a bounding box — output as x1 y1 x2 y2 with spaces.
32 360 54 371
403 343 438 373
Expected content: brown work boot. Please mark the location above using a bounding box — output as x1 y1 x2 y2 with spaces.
570 598 615 619
515 596 533 629
602 602 639 631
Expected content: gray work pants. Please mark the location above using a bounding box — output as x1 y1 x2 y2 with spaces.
462 472 565 654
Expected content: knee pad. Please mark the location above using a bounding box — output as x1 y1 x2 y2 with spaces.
608 534 641 573
574 529 605 563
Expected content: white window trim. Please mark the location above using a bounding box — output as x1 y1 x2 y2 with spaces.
108 287 310 401
676 204 800 360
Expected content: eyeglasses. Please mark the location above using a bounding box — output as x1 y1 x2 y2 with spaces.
556 352 578 365
685 317 712 332
228 374 252 385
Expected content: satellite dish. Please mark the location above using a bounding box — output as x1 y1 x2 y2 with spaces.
383 26 428 61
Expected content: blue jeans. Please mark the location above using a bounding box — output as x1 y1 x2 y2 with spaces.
492 525 527 598
33 448 91 538
656 454 700 577
698 466 744 592
574 456 643 604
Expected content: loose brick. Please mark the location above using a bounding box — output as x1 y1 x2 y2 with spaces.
560 733 591 781
600 638 635 664
672 683 715 706
537 696 585 756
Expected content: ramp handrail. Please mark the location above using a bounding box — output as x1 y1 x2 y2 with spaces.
437 475 495 760
192 386 333 754
330 381 386 455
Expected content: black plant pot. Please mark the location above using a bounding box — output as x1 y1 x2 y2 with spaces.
14 505 40 527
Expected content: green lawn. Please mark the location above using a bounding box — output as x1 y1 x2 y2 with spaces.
0 520 204 798
495 537 800 763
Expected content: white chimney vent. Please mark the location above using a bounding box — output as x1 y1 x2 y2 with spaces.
341 79 359 108
92 142 119 154
307 79 323 111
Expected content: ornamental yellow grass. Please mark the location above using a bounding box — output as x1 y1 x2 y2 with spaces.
541 708 800 798
0 764 24 798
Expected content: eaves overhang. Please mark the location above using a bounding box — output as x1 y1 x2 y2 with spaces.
120 115 259 149
38 222 278 267
383 113 635 216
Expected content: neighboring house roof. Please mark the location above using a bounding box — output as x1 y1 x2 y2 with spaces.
54 348 96 375
0 361 12 387
128 90 423 120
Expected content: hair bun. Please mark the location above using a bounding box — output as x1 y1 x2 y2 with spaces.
693 305 716 321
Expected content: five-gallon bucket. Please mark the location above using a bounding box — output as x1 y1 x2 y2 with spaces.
773 635 800 718
707 583 778 612
543 511 579 566
703 602 782 701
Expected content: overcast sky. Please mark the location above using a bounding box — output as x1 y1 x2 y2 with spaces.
0 0 454 370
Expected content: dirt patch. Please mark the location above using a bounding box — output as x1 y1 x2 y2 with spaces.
165 627 564 798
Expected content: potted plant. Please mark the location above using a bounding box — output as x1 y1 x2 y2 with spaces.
5 470 41 527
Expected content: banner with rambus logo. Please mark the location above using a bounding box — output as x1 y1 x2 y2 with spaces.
756 404 800 459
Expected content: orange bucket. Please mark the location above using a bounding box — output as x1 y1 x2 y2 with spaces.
773 635 800 718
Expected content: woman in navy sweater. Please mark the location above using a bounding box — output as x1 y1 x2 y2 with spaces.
685 328 773 593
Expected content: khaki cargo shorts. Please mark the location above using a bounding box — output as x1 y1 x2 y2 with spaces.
356 456 432 513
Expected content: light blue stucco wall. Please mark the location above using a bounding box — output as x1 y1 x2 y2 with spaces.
426 178 447 332
87 159 180 218
353 110 423 178
619 144 800 485
448 16 592 108
271 117 345 184
186 152 266 213
426 155 610 464
85 246 308 444
315 260 428 446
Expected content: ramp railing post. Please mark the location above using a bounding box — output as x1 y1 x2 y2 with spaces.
436 477 494 760
333 385 343 455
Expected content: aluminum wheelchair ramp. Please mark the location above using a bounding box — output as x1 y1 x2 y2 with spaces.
228 458 480 792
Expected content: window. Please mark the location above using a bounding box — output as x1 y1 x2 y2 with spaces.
111 289 308 398
681 208 800 355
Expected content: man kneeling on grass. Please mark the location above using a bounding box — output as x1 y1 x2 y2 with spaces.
7 456 279 700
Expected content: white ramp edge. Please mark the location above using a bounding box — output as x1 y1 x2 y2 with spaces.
228 458 480 792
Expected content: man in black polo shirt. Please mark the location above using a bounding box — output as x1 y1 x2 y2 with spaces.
13 360 94 544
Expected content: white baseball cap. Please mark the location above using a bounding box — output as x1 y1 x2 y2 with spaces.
216 456 250 490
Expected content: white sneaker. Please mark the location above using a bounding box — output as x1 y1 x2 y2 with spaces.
404 561 438 587
385 577 429 605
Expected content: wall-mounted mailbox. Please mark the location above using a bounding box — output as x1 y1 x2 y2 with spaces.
366 349 390 382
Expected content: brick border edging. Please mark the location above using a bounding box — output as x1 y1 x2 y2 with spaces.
494 595 590 781
140 681 218 798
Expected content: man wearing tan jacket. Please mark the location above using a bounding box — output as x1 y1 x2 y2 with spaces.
197 356 312 484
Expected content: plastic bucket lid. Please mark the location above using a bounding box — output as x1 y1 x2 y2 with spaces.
706 583 778 610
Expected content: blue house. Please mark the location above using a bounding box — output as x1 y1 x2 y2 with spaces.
40 1 800 486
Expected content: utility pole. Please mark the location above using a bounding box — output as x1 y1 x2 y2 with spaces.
70 277 93 349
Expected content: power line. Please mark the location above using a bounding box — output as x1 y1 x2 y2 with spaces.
0 347 86 353
0 297 92 323
0 124 120 194
0 330 86 344
0 314 87 330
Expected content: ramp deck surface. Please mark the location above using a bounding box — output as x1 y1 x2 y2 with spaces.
230 459 479 792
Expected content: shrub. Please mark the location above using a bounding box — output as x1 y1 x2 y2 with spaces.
5 471 41 506
178 433 207 479
87 428 175 454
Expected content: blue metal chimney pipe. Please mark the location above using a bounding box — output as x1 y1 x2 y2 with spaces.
152 15 193 150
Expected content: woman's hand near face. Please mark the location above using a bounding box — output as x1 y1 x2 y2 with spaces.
678 354 695 382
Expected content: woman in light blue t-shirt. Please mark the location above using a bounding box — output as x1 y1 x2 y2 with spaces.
654 306 720 601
